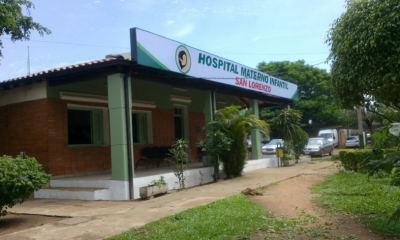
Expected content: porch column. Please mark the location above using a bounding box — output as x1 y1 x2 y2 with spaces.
204 90 215 124
203 91 216 165
249 99 262 159
107 73 134 181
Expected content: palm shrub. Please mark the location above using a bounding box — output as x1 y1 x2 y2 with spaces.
0 155 51 216
211 106 270 178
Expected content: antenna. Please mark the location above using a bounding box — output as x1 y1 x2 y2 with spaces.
27 45 30 75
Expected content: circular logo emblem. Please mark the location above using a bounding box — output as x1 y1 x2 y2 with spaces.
175 45 191 74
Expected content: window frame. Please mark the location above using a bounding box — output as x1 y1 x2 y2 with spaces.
132 109 153 145
67 104 109 147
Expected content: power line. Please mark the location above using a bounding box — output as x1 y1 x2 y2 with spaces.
0 37 329 56
214 51 329 56
0 37 129 49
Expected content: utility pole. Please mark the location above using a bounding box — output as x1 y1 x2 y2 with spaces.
357 107 364 149
27 45 31 75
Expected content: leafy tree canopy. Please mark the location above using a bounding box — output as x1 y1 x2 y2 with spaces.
327 0 400 109
258 60 340 128
0 0 51 61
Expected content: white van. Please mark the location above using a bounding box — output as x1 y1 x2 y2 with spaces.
318 129 338 148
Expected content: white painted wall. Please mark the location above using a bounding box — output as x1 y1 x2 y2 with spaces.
0 81 47 106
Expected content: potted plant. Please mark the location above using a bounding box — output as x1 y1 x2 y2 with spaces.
139 176 168 199
282 153 296 166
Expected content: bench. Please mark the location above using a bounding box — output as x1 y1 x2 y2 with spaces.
135 146 171 170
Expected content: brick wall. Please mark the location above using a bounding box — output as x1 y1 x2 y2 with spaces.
47 99 111 176
133 108 175 166
0 99 50 171
189 112 206 160
133 108 206 165
0 99 206 176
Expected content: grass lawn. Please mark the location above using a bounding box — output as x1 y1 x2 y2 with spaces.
106 168 400 239
311 170 400 238
105 194 320 240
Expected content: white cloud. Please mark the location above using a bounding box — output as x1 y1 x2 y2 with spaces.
48 62 72 69
175 25 194 37
167 20 175 25
94 0 100 3
250 37 261 43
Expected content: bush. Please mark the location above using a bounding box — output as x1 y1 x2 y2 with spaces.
197 130 232 182
338 149 377 173
391 167 400 186
0 155 51 216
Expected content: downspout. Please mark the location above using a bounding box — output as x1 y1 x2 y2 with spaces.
124 69 134 200
211 90 217 120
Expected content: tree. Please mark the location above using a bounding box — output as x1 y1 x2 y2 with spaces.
211 106 270 178
0 0 51 61
326 0 400 109
258 60 340 128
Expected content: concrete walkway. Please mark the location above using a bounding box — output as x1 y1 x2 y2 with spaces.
1 160 338 240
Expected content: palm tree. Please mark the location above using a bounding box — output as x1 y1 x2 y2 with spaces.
210 106 270 178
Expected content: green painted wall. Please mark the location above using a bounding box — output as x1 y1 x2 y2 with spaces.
47 78 244 113
47 78 108 99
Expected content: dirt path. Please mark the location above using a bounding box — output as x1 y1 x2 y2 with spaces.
248 173 386 239
0 156 389 239
0 214 63 236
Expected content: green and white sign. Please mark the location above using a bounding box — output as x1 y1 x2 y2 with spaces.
130 28 298 100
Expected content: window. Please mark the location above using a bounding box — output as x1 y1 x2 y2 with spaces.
132 112 147 144
174 108 184 140
132 110 152 144
68 108 104 145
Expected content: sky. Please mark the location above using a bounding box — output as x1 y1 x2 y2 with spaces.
0 0 346 82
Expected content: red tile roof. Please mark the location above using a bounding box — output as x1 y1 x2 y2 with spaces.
1 55 131 85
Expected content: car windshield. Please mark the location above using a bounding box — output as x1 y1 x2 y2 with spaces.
319 133 332 139
347 137 357 140
268 139 282 145
308 139 322 145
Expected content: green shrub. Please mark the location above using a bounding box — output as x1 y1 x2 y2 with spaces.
197 130 232 182
148 176 166 187
338 149 376 173
390 167 400 186
0 155 51 216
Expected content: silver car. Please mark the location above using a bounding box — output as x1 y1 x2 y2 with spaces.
262 139 284 154
303 138 334 156
345 136 359 148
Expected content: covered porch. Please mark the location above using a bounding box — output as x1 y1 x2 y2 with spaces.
34 156 279 200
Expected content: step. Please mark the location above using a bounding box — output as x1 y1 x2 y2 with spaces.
34 187 111 201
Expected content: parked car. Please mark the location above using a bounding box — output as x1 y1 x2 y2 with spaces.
303 138 334 157
262 139 284 154
345 136 359 148
246 139 252 147
318 129 339 148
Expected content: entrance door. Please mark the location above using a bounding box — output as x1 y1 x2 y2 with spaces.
174 106 190 161
174 107 184 140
